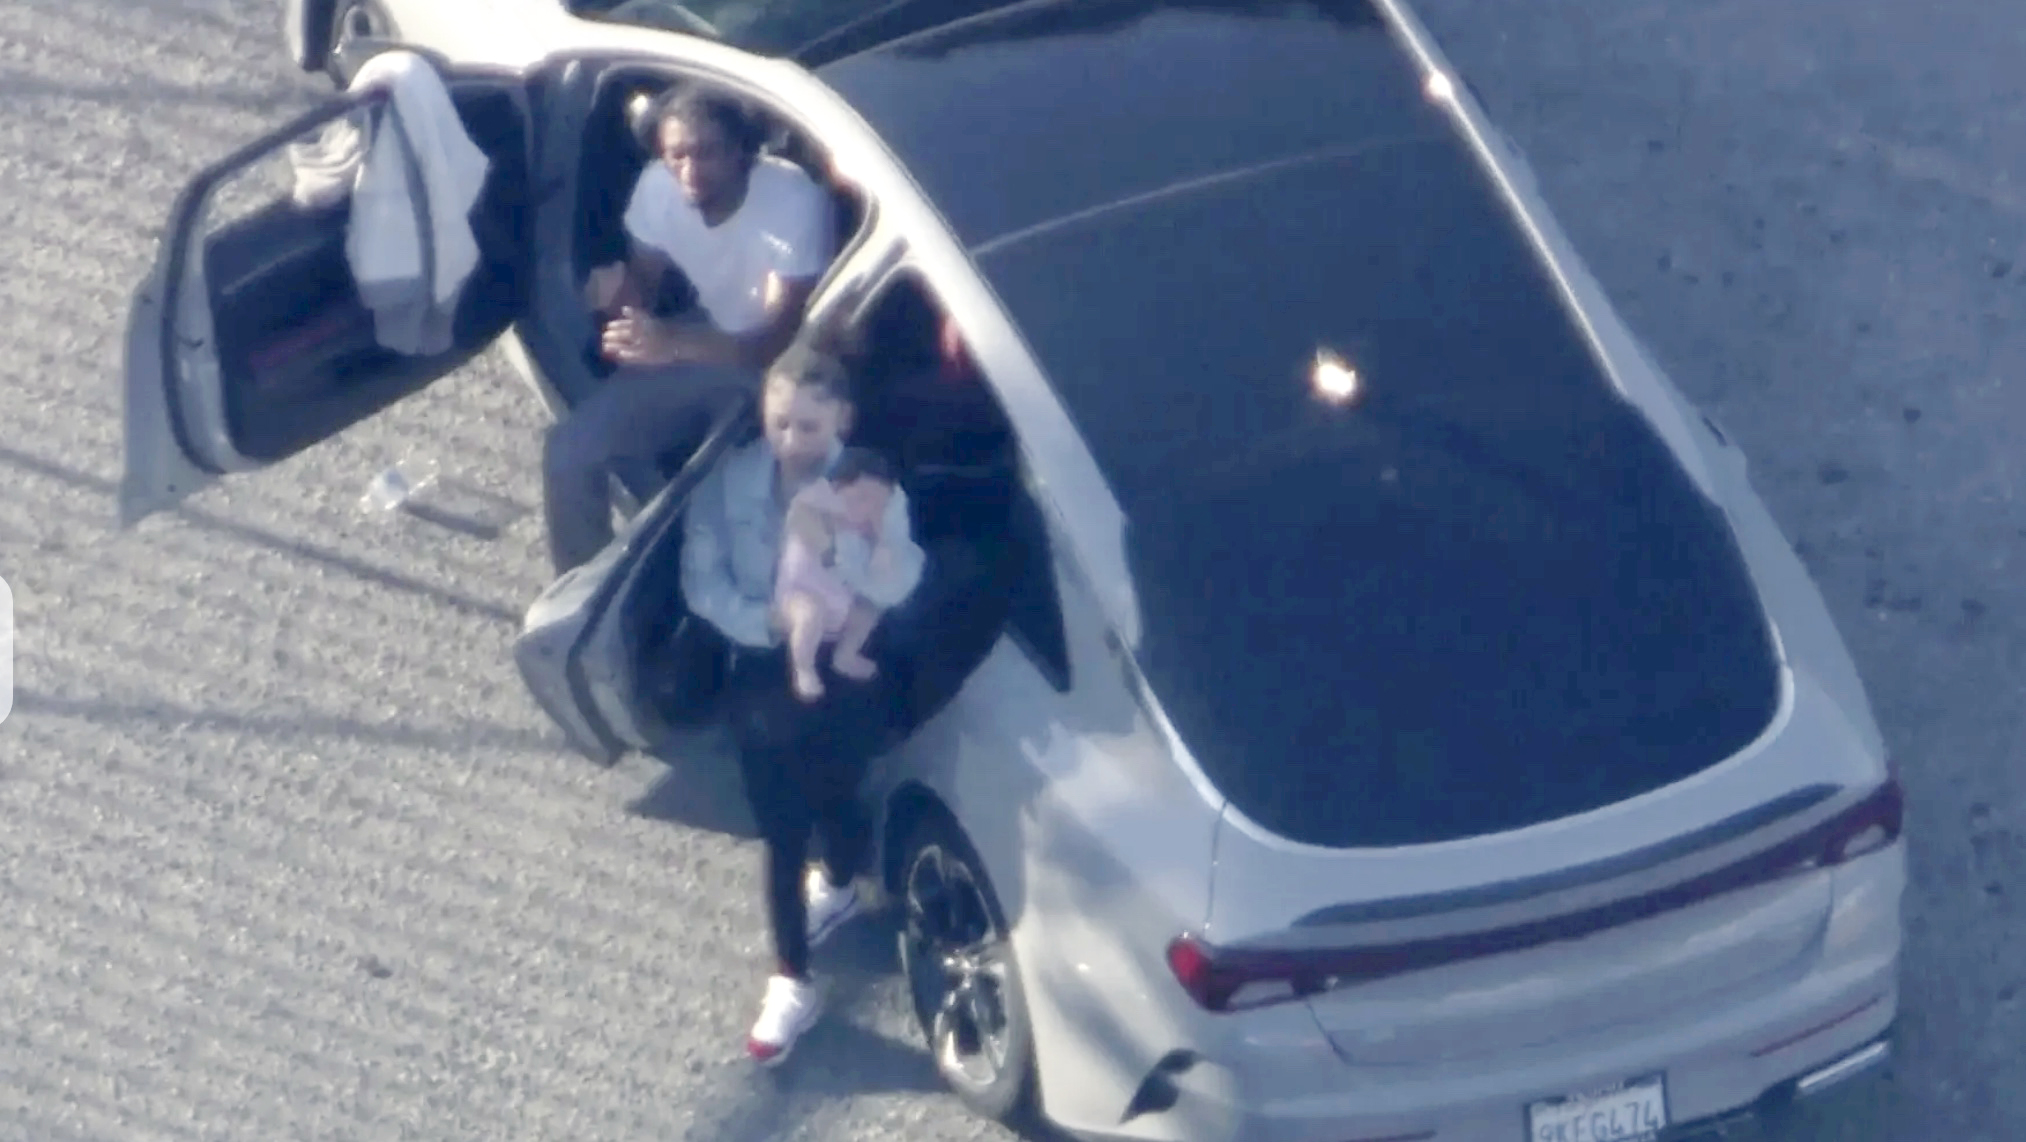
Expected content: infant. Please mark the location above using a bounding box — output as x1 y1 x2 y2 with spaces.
775 448 909 702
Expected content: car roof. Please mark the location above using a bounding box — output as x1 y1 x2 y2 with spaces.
812 0 1418 250
567 0 1030 65
815 0 1785 846
790 0 1034 64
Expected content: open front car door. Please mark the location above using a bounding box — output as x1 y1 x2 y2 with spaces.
119 53 532 526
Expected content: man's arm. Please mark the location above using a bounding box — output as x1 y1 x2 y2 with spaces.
624 237 674 305
598 267 818 371
589 159 680 314
586 238 674 313
655 270 818 370
590 164 679 312
679 453 777 648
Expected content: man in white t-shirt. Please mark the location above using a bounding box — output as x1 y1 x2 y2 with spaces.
543 87 837 574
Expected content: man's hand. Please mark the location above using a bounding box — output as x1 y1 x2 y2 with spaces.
599 307 698 367
603 307 749 369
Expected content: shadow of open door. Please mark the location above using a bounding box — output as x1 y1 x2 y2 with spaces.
628 727 759 838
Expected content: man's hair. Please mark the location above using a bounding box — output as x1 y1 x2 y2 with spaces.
764 341 855 407
830 447 896 489
639 85 768 162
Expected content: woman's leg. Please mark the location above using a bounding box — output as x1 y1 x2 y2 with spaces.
725 648 900 1061
812 783 872 893
804 658 893 889
726 648 828 1064
792 657 889 951
759 787 818 978
728 649 820 977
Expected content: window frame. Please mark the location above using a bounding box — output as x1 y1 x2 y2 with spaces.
843 260 1075 695
1000 464 1073 693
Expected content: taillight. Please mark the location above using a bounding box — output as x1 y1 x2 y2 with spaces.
1169 779 1905 1014
1818 777 1903 865
1167 935 1324 1013
1165 936 1217 1005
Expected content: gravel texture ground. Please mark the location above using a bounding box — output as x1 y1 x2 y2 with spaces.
1 0 2019 1139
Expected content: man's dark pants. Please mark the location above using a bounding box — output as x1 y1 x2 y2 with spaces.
541 362 754 575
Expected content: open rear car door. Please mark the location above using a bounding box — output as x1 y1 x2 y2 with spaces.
513 399 756 767
511 237 915 768
119 54 533 526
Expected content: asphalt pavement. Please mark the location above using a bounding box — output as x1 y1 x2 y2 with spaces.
1 0 2019 1140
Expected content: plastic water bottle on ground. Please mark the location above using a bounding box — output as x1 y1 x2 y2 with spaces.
359 456 441 516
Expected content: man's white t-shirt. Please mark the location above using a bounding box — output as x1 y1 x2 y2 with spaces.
622 155 835 336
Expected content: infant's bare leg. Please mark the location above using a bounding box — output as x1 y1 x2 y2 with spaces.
831 599 883 682
782 593 827 701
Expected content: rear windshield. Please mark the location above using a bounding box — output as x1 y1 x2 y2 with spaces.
978 136 1782 847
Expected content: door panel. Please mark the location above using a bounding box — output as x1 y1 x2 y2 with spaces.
120 63 532 526
512 220 914 762
514 399 754 765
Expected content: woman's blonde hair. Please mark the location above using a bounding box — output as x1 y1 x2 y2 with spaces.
764 341 855 407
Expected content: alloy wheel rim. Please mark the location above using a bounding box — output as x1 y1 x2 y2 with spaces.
901 844 1013 1091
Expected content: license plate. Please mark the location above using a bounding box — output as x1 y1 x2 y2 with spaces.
1525 1074 1668 1142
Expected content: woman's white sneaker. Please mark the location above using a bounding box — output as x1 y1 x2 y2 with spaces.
747 974 821 1066
805 867 862 947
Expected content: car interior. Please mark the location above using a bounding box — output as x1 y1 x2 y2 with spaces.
197 61 860 479
200 81 531 464
569 69 869 326
626 268 1071 745
562 66 873 492
201 58 1067 749
554 65 1071 746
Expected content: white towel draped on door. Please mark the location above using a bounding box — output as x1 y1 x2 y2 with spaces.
284 49 492 356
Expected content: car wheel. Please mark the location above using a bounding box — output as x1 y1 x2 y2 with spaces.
323 0 397 85
896 812 1038 1124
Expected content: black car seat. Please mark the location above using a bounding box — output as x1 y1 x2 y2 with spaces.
758 119 865 254
844 290 1027 734
848 286 1012 473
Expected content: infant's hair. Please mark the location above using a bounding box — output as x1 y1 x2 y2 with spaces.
830 447 896 489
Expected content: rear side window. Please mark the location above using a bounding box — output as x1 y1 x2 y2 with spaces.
843 269 1071 696
1004 483 1070 692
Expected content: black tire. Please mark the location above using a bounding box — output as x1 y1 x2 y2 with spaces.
322 0 397 85
896 811 1039 1125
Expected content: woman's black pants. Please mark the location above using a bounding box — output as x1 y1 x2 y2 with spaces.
724 644 895 978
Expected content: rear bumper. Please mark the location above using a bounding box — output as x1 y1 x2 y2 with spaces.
1060 1023 1895 1142
1039 843 1904 1142
1664 1025 1893 1139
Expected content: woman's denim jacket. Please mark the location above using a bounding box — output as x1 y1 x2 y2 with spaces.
680 437 926 650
